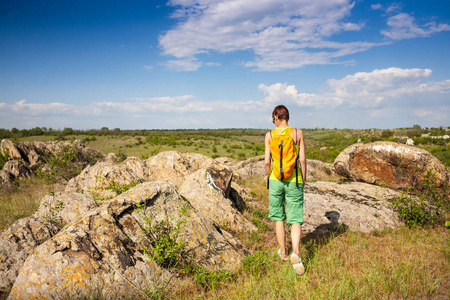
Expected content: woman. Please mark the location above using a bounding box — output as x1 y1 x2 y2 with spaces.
264 105 307 275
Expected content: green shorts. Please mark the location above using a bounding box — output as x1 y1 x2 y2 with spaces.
268 180 304 225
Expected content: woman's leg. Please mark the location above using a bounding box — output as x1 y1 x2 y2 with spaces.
291 223 302 255
276 220 287 258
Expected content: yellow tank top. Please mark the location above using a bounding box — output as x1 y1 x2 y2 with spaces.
269 127 303 183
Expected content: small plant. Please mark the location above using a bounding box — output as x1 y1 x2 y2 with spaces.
41 195 65 227
138 201 190 270
105 179 139 196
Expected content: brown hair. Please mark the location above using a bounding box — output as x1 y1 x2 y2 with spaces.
272 105 289 121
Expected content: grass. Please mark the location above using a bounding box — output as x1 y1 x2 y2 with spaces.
0 177 64 230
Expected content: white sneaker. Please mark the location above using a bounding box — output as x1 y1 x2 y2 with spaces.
277 248 288 261
290 253 305 275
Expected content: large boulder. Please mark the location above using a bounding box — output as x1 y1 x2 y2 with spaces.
8 181 244 299
303 181 402 234
0 192 97 292
334 142 449 189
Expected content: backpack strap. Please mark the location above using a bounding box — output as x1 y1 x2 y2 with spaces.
293 128 299 187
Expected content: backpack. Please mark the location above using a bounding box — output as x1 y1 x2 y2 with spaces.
269 127 299 185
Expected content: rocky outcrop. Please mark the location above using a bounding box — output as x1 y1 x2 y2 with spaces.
7 182 244 299
334 142 450 190
0 139 104 187
1 146 426 298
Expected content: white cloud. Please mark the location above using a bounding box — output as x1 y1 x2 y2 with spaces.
159 0 370 71
258 67 450 109
371 4 382 11
381 12 450 40
2 68 448 129
164 58 203 71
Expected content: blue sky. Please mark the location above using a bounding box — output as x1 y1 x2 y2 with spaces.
1 0 449 130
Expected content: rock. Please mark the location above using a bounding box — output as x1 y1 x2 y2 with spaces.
303 181 402 235
0 139 22 160
179 164 257 233
66 152 219 199
0 191 97 292
334 142 450 189
8 181 243 299
2 160 31 179
65 158 147 200
0 217 60 292
233 156 267 179
35 191 99 226
307 159 342 181
182 153 216 171
145 151 192 186
0 170 13 188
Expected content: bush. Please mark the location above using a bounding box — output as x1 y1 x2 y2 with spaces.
391 171 448 227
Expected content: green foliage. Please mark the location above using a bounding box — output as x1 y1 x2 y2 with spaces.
139 202 189 270
0 149 9 169
105 180 139 196
36 144 81 183
391 171 448 227
41 196 65 227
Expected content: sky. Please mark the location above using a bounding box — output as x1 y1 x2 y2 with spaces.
0 0 449 130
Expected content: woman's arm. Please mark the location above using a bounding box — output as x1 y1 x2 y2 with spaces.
297 128 307 184
264 131 272 176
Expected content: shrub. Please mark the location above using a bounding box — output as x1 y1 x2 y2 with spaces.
391 171 448 227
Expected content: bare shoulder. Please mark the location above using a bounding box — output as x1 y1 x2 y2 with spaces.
265 131 272 142
293 128 304 144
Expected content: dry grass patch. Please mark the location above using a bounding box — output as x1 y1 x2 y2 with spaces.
0 178 64 230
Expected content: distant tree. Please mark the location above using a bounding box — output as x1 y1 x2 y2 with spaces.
381 130 394 138
62 127 73 136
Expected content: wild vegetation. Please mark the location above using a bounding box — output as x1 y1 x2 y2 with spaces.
0 126 449 299
1 125 449 166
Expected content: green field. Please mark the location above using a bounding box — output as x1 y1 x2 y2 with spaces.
5 127 449 166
